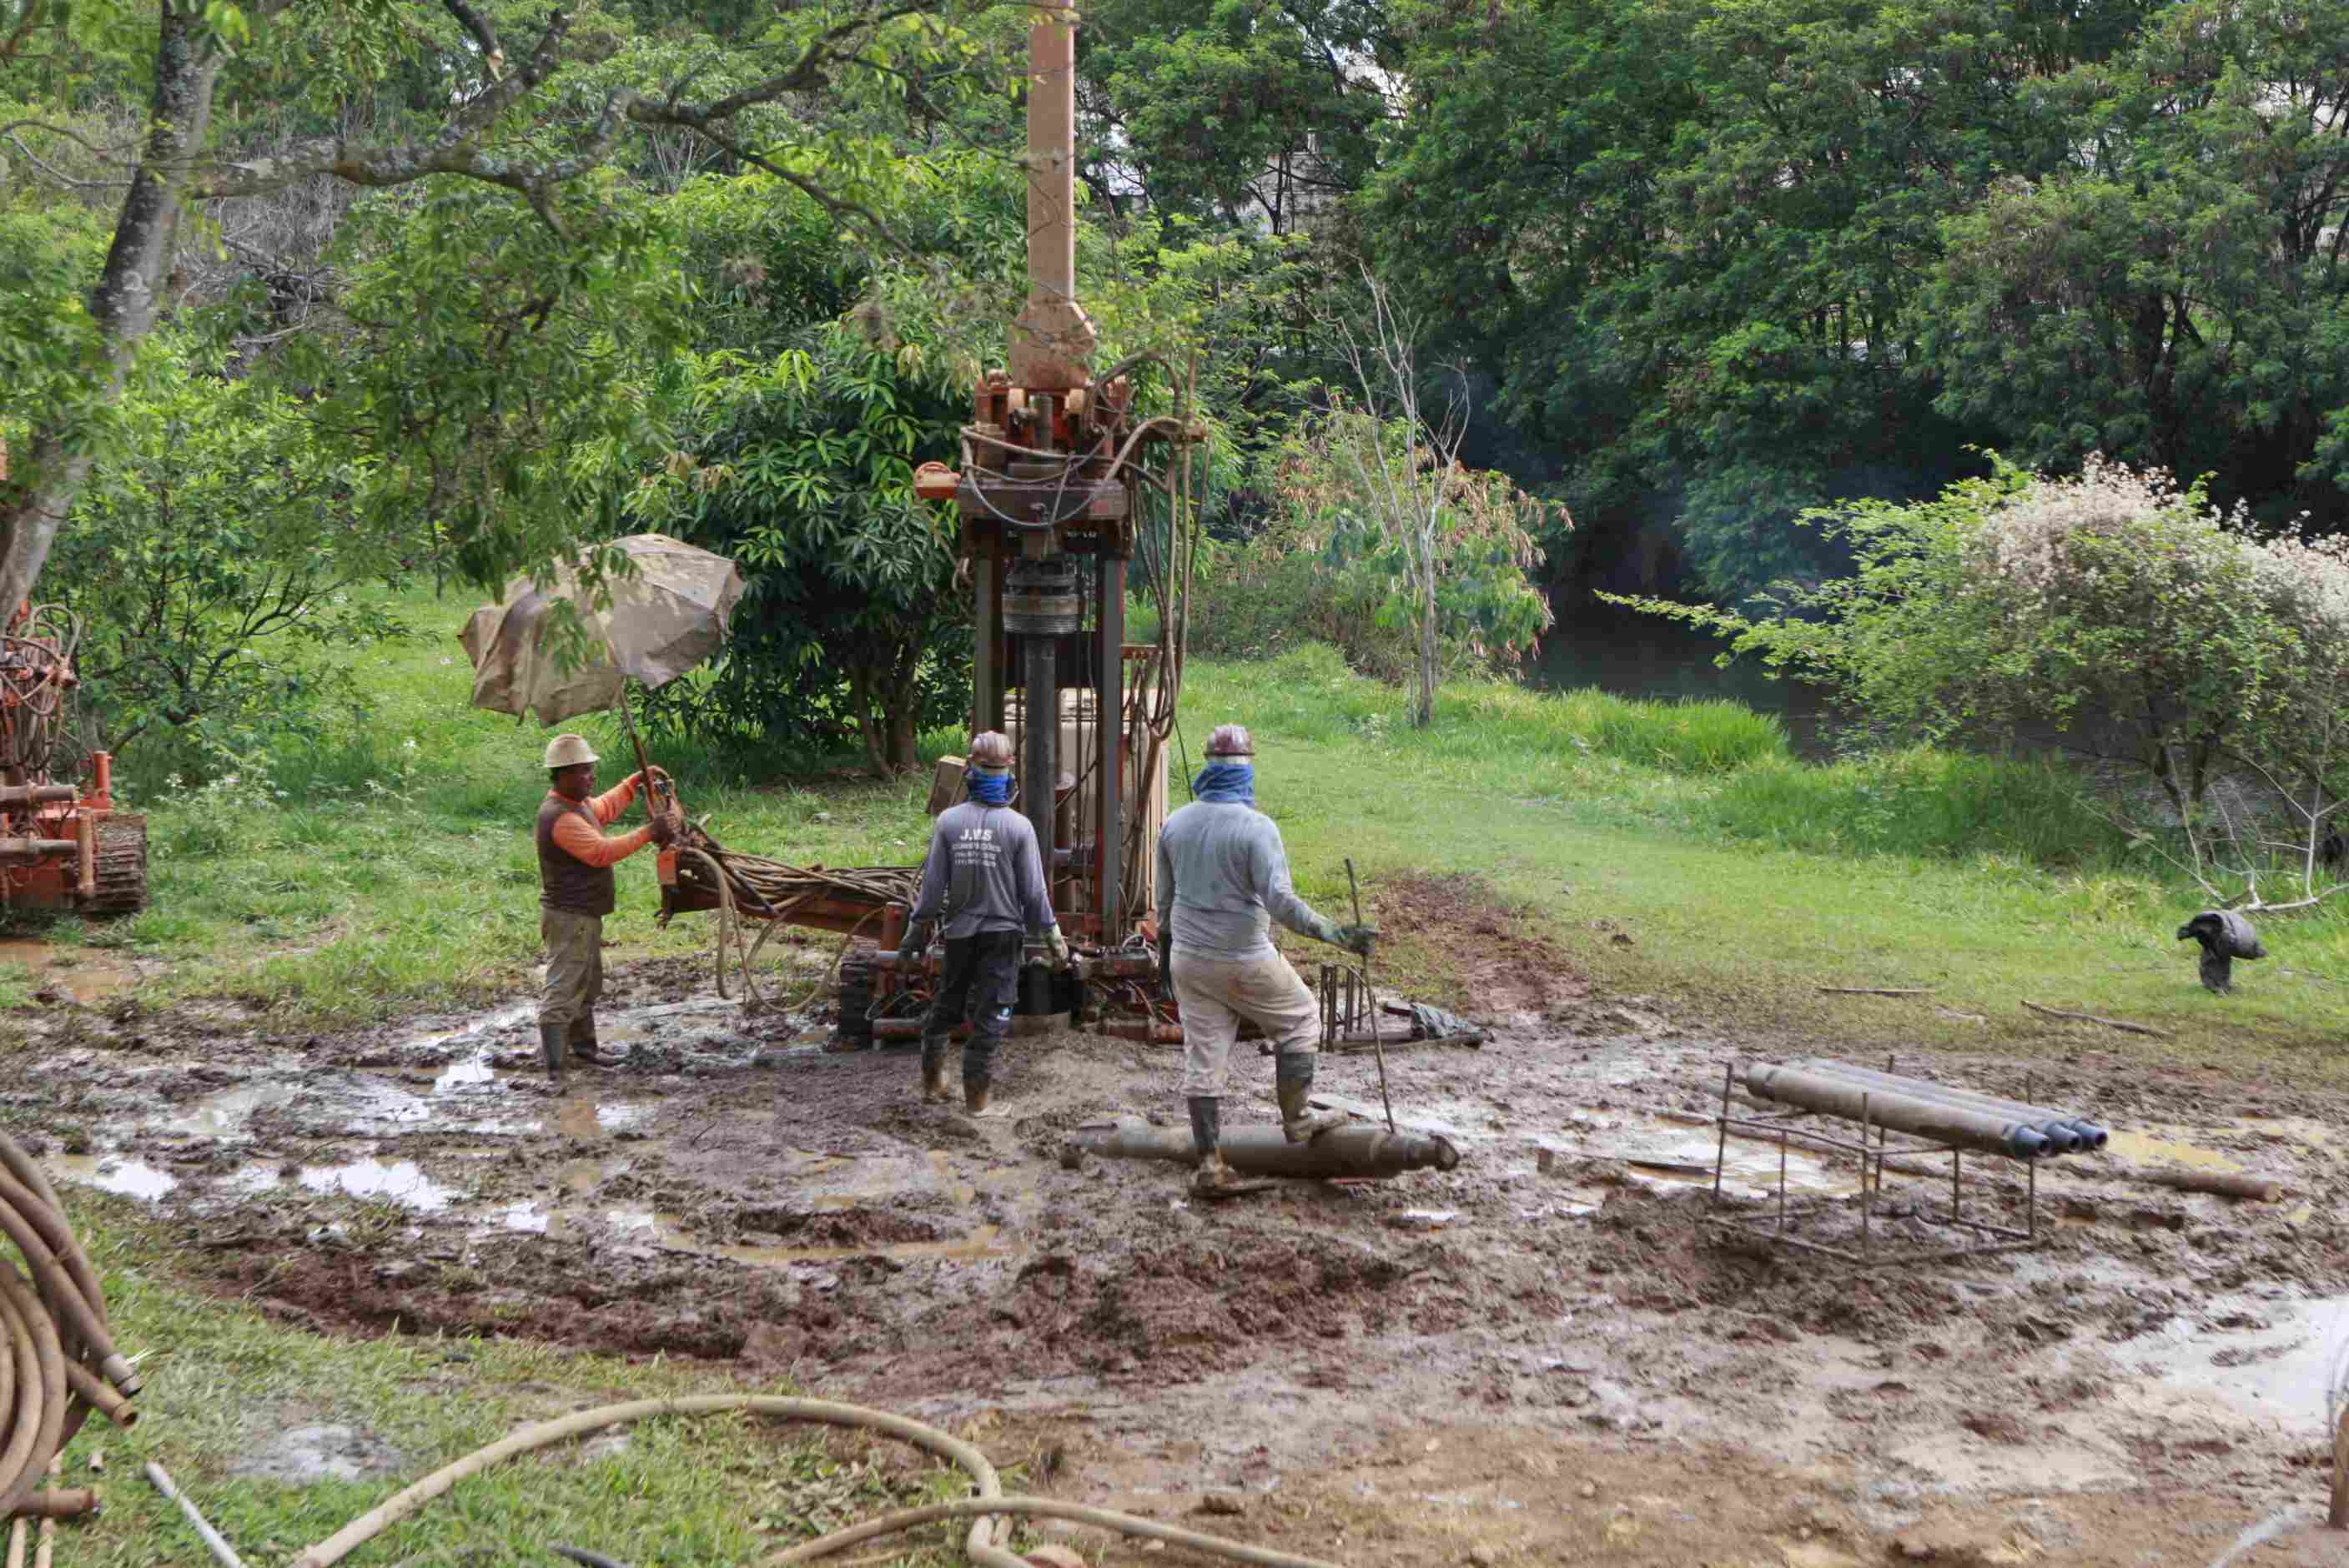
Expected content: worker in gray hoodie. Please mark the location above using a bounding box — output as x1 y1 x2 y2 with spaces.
899 730 1069 1113
1155 723 1376 1197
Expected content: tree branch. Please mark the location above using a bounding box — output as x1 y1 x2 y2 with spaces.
438 0 506 78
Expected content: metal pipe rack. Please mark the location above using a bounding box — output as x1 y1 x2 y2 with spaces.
1702 1058 2044 1269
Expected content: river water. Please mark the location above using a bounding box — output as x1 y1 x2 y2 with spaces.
1529 598 1837 760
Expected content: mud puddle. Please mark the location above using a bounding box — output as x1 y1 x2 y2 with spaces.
0 937 136 1004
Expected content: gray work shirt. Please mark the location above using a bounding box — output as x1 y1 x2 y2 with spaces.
1154 801 1328 962
908 802 1054 939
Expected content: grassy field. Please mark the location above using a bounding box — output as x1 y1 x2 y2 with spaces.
42 583 2341 1066
43 1204 1005 1566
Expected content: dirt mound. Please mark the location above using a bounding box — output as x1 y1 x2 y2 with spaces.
1380 871 1589 1023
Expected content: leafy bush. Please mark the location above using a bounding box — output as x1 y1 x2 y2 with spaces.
1609 455 2349 897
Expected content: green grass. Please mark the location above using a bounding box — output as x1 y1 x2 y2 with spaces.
38 585 2349 1063
45 1202 1011 1566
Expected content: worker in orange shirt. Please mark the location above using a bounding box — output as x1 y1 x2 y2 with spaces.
536 733 677 1088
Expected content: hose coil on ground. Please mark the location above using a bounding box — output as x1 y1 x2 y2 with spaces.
0 1129 138 1515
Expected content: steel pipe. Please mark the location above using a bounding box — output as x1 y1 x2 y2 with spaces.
0 842 74 866
1743 1064 2051 1159
1795 1061 2107 1151
1069 1120 1461 1177
0 789 74 810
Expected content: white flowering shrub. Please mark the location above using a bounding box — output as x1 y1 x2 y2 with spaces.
1608 455 2349 898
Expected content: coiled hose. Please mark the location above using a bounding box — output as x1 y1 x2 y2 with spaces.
0 1131 138 1515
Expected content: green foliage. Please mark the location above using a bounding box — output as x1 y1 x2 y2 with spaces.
50 336 408 785
1079 0 1391 231
1608 455 2349 894
1257 395 1555 720
1705 747 2126 864
287 175 690 597
631 168 977 776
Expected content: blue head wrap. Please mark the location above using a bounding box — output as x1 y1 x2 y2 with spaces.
969 769 1014 806
1192 761 1255 805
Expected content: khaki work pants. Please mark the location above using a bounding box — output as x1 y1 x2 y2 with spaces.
539 907 605 1034
1174 950 1319 1098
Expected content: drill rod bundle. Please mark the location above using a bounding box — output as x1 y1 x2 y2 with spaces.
0 1129 138 1518
1790 1060 2108 1153
1743 1063 2099 1160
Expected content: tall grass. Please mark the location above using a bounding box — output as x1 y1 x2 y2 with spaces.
1704 747 2130 865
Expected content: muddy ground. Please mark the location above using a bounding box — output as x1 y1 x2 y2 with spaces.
18 878 2349 1566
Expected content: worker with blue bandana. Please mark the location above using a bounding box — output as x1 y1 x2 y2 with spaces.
899 730 1068 1114
1154 722 1377 1197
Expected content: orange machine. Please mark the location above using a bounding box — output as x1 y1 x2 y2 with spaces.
0 602 144 916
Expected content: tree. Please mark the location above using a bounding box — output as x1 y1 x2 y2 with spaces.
1280 277 1556 726
49 334 406 776
1919 0 2349 529
0 0 1009 612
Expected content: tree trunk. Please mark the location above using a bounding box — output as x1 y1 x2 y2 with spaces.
1414 535 1437 729
0 2 220 611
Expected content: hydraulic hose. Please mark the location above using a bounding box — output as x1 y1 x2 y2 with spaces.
294 1395 1343 1568
292 1396 1025 1568
773 1496 1346 1566
0 1131 138 1516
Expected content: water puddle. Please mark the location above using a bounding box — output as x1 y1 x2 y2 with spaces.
47 1153 177 1200
1542 1108 1862 1199
402 1002 538 1057
0 939 136 1004
2120 1294 2349 1430
155 1082 298 1138
2106 1125 2244 1173
295 1158 458 1211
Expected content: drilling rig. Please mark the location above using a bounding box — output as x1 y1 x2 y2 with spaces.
0 447 148 917
849 0 1195 1038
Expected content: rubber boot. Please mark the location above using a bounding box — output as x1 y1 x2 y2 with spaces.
920 1040 950 1104
1187 1096 1270 1200
539 1021 568 1091
1275 1053 1349 1144
963 1078 993 1116
568 1014 607 1066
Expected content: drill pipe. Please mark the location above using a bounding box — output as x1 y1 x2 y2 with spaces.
1742 1064 2051 1159
1070 1121 1461 1178
1794 1060 2108 1152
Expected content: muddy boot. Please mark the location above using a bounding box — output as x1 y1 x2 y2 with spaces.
920 1040 951 1103
539 1021 568 1091
567 1016 608 1066
1275 1053 1348 1144
1186 1096 1271 1200
963 1078 1003 1118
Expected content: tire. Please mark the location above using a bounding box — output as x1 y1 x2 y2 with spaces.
84 814 146 917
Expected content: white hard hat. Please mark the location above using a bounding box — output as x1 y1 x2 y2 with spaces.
542 734 599 769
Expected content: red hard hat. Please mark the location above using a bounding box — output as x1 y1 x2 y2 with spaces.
1205 723 1254 757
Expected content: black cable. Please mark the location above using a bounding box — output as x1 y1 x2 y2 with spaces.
551 1548 630 1568
1174 714 1195 802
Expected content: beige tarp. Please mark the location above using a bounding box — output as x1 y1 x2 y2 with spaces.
459 535 745 726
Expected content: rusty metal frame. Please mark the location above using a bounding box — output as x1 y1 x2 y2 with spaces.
1701 1063 2040 1269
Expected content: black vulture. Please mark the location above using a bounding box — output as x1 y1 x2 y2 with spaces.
2175 909 2266 995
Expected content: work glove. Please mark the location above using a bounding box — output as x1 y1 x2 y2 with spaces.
1335 922 1379 958
631 765 671 793
648 811 680 848
1155 930 1174 1002
1044 924 1070 967
897 922 926 967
